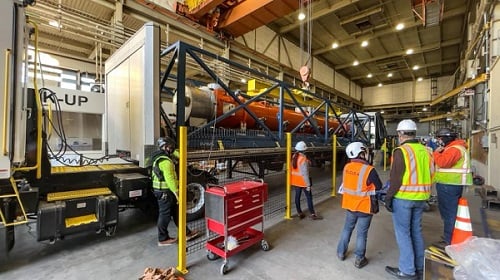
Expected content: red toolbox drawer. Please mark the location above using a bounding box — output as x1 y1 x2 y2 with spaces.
205 179 267 235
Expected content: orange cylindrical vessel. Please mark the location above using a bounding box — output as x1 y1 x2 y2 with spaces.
212 87 339 134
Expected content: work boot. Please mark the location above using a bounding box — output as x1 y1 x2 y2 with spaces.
337 253 345 261
310 214 323 220
186 230 201 241
354 257 368 268
416 269 423 280
432 240 449 250
158 237 177 246
298 212 306 219
385 266 417 280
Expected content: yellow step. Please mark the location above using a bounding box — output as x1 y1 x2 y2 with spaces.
65 214 98 228
47 187 111 202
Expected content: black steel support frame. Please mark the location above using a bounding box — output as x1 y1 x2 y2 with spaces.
159 41 376 148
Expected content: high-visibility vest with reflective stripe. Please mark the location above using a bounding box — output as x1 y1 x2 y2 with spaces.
394 143 434 200
290 153 308 188
341 161 376 214
434 145 472 186
151 155 177 192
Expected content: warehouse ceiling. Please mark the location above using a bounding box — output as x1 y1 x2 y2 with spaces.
25 0 472 89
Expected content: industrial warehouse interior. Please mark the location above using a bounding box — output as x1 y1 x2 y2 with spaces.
1 0 500 279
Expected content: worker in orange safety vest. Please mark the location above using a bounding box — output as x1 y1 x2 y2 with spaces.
336 142 383 269
291 141 322 220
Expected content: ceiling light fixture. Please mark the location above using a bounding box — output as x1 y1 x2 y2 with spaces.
298 12 306 21
387 73 393 77
353 60 359 66
49 20 61 28
417 77 423 82
395 23 405 30
332 42 339 49
378 83 383 87
413 65 419 70
361 40 368 47
367 73 373 78
406 49 414 55
422 107 428 112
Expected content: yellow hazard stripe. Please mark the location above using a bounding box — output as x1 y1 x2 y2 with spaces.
47 187 112 202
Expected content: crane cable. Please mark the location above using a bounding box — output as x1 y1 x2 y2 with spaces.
299 0 312 89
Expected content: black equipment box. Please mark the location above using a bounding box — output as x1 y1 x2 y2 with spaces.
113 173 149 201
37 194 118 241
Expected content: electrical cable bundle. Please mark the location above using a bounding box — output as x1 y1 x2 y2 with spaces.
38 87 111 166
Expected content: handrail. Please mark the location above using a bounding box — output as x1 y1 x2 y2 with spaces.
14 20 43 179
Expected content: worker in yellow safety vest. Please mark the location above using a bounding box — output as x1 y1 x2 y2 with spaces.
290 141 322 220
336 142 383 269
433 127 472 247
152 137 200 246
385 119 435 280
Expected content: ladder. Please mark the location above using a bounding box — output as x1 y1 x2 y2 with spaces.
0 177 28 226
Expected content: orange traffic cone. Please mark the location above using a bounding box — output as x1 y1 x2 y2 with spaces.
451 198 473 245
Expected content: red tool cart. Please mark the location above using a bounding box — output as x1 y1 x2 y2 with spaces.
205 178 270 275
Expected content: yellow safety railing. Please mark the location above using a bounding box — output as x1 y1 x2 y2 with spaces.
285 132 292 219
177 126 188 274
14 20 43 179
331 135 337 197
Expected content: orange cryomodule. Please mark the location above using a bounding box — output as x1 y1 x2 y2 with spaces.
183 86 341 134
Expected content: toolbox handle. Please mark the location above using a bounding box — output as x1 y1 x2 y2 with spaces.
244 177 264 184
206 183 227 193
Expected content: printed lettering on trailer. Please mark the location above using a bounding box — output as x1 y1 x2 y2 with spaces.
42 87 105 114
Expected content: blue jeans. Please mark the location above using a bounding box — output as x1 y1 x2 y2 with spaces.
392 198 426 275
337 210 373 259
436 183 463 244
294 186 315 214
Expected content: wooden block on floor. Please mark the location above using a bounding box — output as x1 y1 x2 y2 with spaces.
424 253 454 280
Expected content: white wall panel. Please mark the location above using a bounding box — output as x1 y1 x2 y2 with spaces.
363 76 454 107
313 57 334 88
350 82 362 100
335 73 350 95
415 79 431 102
254 26 280 60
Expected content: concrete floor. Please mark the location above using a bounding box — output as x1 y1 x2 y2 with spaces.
0 169 498 280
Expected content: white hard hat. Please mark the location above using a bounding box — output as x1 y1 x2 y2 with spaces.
397 119 417 132
295 141 307 151
346 142 367 159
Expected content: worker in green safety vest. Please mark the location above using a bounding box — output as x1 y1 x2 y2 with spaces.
152 137 200 246
385 119 435 280
433 128 472 247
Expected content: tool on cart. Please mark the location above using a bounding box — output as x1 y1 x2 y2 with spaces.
205 178 270 275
